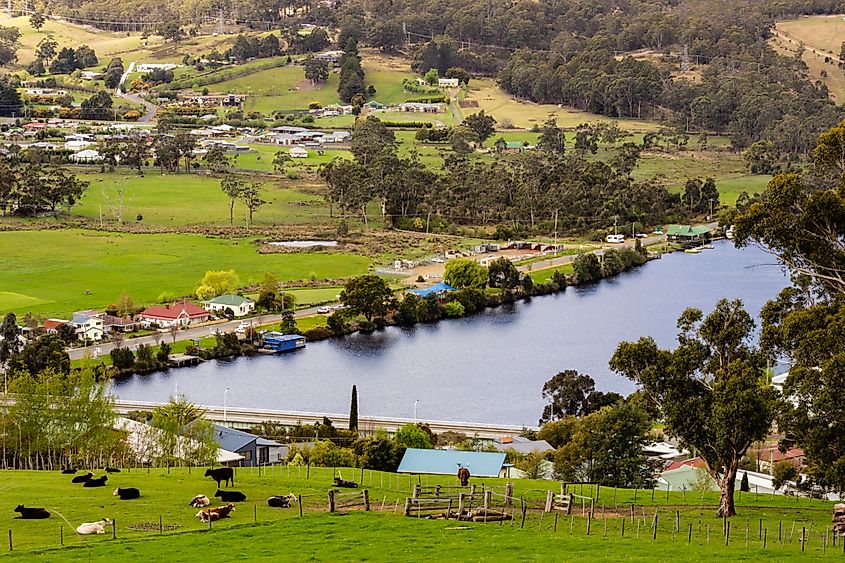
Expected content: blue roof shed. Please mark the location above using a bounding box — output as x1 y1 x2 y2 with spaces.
397 448 507 478
408 282 457 298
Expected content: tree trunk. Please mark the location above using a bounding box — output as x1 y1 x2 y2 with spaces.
716 464 738 517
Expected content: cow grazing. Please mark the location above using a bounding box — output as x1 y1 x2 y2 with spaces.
333 477 358 488
204 467 234 488
61 468 77 474
82 475 108 488
214 489 246 502
267 494 297 508
189 494 211 508
196 503 235 523
113 487 140 500
71 472 93 484
76 518 111 535
457 467 471 487
14 505 50 519
105 467 121 474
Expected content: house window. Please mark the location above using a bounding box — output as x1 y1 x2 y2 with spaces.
242 450 252 461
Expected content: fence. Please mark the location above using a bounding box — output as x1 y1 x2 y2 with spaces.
328 489 370 513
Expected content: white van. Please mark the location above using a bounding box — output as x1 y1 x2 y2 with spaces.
606 234 625 244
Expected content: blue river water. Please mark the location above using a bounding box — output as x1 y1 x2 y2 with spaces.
112 240 788 426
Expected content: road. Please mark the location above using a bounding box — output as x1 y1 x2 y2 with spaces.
68 305 327 360
518 233 666 273
111 399 532 438
115 61 158 123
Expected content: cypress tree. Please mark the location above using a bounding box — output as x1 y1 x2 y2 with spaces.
740 471 749 492
349 385 359 431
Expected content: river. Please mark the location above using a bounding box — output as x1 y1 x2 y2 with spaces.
112 240 788 426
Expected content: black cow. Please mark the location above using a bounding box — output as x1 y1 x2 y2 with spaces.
105 467 121 474
204 467 234 488
113 487 140 500
214 489 246 502
14 505 50 519
71 472 93 484
82 475 108 488
268 494 296 508
333 477 358 488
61 468 77 475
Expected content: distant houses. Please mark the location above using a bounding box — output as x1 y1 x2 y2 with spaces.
138 301 211 328
203 295 255 317
289 146 308 158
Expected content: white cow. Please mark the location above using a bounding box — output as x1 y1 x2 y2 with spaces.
76 518 112 535
189 494 211 508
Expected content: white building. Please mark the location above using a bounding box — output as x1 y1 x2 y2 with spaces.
71 311 104 342
289 146 308 158
203 295 255 317
438 78 460 88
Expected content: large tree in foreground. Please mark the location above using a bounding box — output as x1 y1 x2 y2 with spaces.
609 299 775 517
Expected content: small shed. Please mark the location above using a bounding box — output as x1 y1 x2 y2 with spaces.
262 332 306 352
398 448 507 478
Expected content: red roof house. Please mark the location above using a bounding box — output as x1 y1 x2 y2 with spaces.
664 457 707 472
23 122 47 130
43 318 68 333
138 301 210 327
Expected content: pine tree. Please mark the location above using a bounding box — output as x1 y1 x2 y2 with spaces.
740 471 749 492
349 385 358 432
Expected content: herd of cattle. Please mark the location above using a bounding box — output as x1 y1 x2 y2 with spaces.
13 466 298 535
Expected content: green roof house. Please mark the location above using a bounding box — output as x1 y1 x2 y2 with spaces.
203 294 255 317
666 224 712 243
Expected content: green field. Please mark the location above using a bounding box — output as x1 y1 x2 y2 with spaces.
0 230 370 317
0 468 835 561
236 145 352 172
74 171 328 227
777 15 845 56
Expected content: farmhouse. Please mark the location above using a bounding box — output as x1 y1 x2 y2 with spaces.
138 301 210 328
398 448 508 478
289 146 309 158
203 294 255 317
314 50 344 63
137 63 179 73
80 71 103 80
438 78 460 88
71 311 104 341
99 314 137 333
43 318 68 333
213 424 284 466
70 149 102 163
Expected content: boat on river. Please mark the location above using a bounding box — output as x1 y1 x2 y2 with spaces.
684 248 702 254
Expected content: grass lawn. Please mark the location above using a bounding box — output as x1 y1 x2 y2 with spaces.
236 145 352 172
0 468 836 561
463 78 663 131
777 15 845 56
74 171 328 227
211 66 341 114
529 263 574 284
0 229 370 317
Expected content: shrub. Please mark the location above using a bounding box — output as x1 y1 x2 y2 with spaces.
308 441 356 467
304 326 332 341
444 300 465 318
357 319 375 333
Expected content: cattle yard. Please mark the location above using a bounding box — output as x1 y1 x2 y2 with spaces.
0 466 838 560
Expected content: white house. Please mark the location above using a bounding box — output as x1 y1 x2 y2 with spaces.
70 149 102 163
64 140 93 152
202 295 255 317
80 71 103 80
71 311 104 342
289 146 308 158
137 63 179 72
273 133 299 146
438 78 460 88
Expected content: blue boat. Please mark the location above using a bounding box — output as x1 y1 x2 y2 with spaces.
261 332 306 353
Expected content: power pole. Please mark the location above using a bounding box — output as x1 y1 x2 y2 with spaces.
553 209 558 256
708 198 714 220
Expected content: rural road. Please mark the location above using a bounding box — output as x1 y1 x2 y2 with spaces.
519 234 666 273
67 305 326 360
115 61 158 123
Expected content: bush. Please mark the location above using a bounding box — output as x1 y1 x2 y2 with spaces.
443 300 465 318
308 441 356 467
304 326 332 341
357 319 375 333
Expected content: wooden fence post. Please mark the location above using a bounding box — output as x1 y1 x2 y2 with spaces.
505 482 513 506
545 490 554 513
413 483 421 499
458 493 465 516
435 484 441 498
60 525 63 546
298 495 303 517
7 529 11 551
112 519 116 539
403 498 411 517
484 491 491 510
159 515 163 534
363 489 370 511
328 489 335 513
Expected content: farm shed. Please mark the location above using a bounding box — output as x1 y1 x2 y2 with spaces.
398 448 507 478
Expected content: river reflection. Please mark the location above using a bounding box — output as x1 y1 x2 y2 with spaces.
112 241 787 426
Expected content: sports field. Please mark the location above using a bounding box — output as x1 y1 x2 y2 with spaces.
0 468 835 561
0 230 370 317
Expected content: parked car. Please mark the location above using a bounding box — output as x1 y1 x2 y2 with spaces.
235 321 251 334
317 306 330 314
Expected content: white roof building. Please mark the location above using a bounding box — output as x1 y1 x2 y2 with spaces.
289 146 308 158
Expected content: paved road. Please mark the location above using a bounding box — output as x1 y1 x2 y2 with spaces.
115 61 158 123
67 306 327 360
518 234 666 273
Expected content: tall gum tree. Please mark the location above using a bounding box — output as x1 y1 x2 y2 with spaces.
609 299 775 517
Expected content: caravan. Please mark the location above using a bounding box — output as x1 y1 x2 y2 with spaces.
606 234 625 244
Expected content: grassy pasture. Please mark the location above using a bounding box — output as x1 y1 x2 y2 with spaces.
0 468 835 561
770 32 845 102
74 171 328 227
0 229 370 317
462 78 663 131
777 15 845 56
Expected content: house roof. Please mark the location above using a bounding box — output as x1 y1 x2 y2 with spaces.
666 224 711 237
71 311 99 325
141 301 209 320
206 294 253 307
664 457 706 471
213 424 282 453
44 318 68 330
397 448 507 477
408 282 457 297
